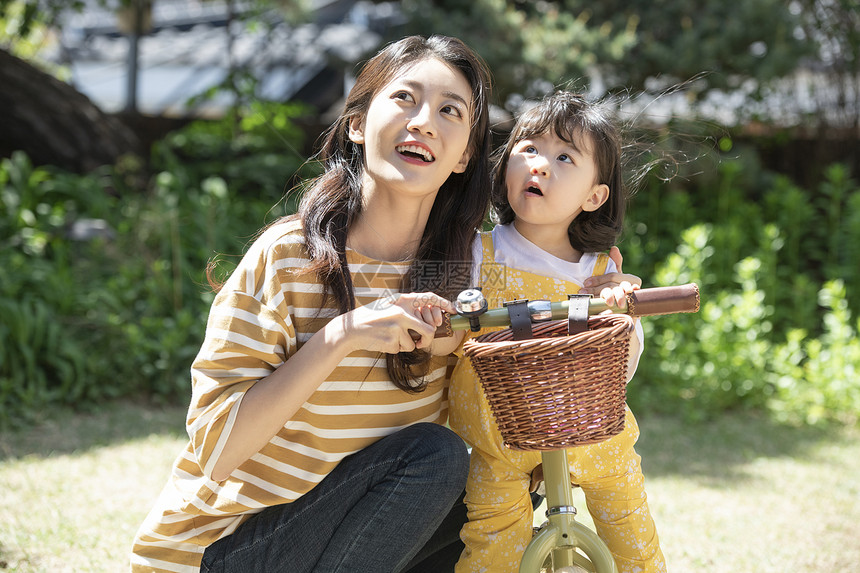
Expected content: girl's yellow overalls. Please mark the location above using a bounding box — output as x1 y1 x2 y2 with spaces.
450 233 666 573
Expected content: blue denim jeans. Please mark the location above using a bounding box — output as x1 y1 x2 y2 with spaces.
200 423 470 573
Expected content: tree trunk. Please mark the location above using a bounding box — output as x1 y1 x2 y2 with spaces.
0 48 141 173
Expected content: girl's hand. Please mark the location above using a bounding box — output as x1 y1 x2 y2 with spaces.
598 279 639 311
334 292 455 355
580 246 642 310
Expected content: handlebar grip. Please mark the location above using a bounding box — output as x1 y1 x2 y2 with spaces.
625 283 700 317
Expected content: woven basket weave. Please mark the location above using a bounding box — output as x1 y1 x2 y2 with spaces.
462 314 635 451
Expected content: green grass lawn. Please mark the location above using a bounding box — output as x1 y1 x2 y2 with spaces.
2 402 859 572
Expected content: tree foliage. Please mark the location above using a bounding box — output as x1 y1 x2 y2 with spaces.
399 0 815 107
790 0 860 130
398 0 635 102
0 0 83 39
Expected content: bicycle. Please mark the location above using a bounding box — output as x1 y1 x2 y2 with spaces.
437 283 700 573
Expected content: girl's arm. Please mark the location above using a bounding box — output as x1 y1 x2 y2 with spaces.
579 246 643 382
589 279 642 383
430 330 466 356
625 318 642 382
210 292 454 482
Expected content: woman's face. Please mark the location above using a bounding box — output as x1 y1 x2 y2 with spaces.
348 57 474 201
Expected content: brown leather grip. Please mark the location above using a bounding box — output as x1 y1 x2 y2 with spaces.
626 283 700 317
410 315 454 341
434 314 453 338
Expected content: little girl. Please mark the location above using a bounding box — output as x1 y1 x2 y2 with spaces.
450 91 666 572
131 35 493 573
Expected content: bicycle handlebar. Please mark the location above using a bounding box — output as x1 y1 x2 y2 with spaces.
434 283 700 337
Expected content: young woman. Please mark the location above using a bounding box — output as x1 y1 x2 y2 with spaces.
131 35 493 573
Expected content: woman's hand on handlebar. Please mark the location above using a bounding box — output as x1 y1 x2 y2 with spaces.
334 292 456 355
580 246 641 311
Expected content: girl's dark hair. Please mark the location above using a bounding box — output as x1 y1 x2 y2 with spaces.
492 91 625 252
296 35 493 391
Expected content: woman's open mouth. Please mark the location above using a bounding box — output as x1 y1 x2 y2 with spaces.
396 144 435 163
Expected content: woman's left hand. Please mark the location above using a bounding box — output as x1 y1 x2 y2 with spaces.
579 246 641 310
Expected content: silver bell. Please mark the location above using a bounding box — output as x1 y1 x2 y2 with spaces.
455 289 487 315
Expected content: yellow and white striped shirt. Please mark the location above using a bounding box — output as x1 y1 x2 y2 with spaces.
131 219 454 572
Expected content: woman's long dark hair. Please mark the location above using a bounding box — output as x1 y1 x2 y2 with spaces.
297 35 493 391
491 91 625 252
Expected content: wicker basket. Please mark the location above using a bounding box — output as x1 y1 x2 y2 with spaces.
462 313 635 451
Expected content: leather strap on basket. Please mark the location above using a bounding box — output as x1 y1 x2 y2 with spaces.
567 294 591 335
504 299 533 340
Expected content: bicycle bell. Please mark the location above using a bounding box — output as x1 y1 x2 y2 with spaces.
455 288 488 332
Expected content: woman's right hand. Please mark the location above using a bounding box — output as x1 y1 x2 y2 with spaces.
332 292 455 355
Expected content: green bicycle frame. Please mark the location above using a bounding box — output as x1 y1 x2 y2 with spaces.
519 449 619 573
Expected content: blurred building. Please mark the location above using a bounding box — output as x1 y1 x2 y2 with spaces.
47 0 404 118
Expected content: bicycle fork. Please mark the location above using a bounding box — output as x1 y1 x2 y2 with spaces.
519 449 619 573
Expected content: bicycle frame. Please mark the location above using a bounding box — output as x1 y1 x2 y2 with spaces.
522 449 617 573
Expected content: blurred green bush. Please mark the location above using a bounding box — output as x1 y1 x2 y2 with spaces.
623 142 860 425
0 102 315 426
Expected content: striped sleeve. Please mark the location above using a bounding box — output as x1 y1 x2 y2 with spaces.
186 226 301 480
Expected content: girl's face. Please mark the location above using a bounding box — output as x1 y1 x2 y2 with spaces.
505 130 609 235
348 57 473 201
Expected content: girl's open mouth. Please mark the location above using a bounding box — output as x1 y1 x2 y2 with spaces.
525 185 543 196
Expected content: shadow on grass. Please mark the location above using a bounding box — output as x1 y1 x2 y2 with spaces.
635 410 855 485
2 399 856 484
0 398 188 461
